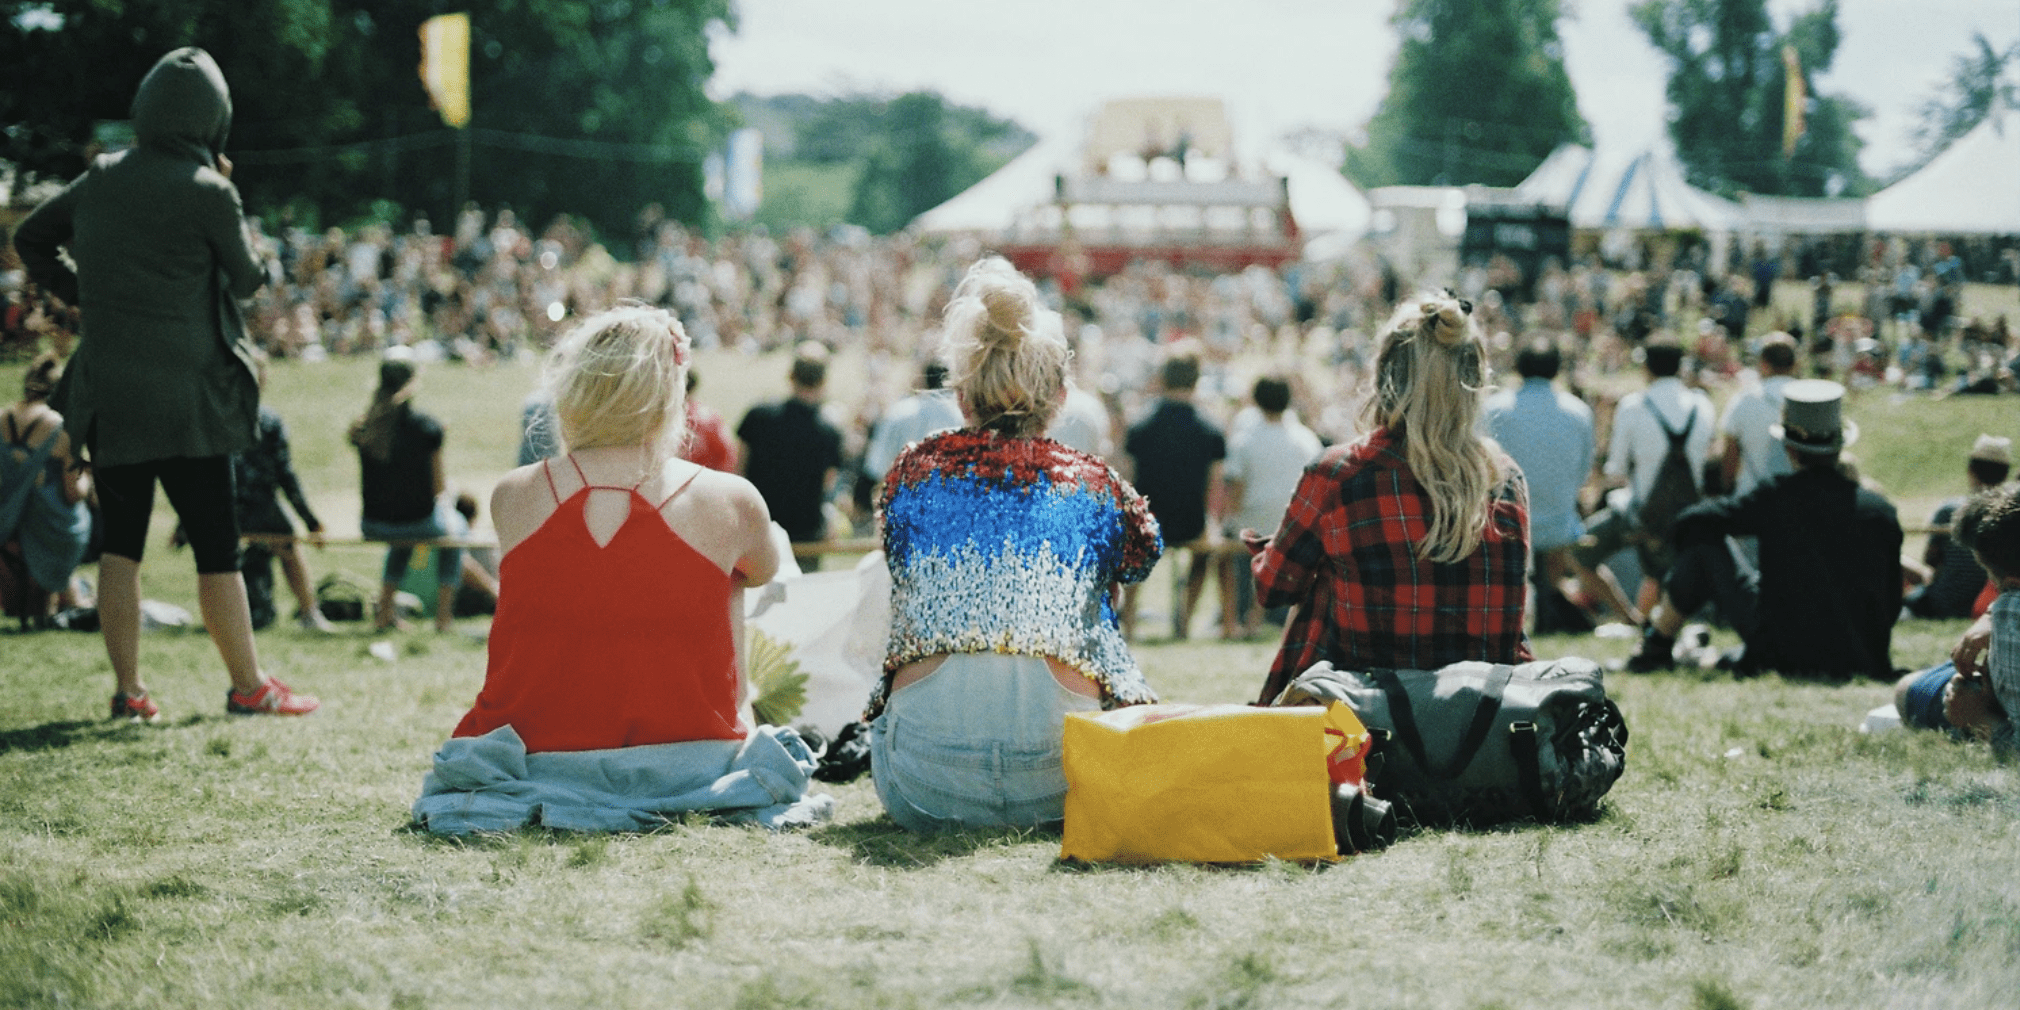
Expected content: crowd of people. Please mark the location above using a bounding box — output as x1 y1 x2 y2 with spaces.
3 47 2017 838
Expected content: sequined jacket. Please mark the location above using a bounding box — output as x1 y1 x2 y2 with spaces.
866 429 1162 720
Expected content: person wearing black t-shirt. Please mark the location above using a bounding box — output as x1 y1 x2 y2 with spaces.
1124 348 1226 639
737 348 843 568
351 353 467 631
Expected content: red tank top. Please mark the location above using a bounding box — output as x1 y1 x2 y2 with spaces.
452 458 745 752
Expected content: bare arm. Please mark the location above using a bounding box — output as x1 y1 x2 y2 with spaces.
1203 461 1227 542
430 448 447 500
50 430 86 506
733 486 782 588
1222 477 1247 528
1952 612 1995 679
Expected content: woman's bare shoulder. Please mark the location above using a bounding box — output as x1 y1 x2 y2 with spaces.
493 460 554 502
682 466 767 516
492 461 560 550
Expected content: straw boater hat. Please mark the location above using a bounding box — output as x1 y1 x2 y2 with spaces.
1769 379 1859 455
1969 434 2012 467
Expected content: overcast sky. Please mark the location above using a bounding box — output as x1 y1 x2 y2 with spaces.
708 0 2020 178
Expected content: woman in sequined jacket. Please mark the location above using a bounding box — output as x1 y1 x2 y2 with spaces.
867 257 1162 833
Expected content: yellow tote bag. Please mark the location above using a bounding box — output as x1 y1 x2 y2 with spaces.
1059 703 1369 864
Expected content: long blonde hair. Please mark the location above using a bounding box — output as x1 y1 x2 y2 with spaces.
939 257 1069 438
542 303 691 467
1363 291 1500 564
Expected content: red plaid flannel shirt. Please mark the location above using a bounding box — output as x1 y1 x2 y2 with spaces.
1249 427 1532 702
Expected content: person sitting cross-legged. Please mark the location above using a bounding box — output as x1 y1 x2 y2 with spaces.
414 304 827 834
1625 380 1903 679
1903 435 2008 619
1247 291 1533 705
1893 483 2020 751
867 257 1162 833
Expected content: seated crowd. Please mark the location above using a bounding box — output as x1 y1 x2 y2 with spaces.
1 255 2011 834
11 49 2011 839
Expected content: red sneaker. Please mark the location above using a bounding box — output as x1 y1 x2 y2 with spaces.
110 691 161 724
226 677 320 716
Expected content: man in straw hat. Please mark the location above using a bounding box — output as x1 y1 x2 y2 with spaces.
1625 380 1903 679
1904 435 2010 619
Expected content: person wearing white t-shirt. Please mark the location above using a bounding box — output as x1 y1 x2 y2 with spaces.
1570 339 1716 619
863 361 964 484
1719 333 1798 498
1047 384 1114 460
1222 376 1323 639
1718 333 1798 570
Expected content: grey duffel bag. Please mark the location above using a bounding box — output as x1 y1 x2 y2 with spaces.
1273 658 1629 828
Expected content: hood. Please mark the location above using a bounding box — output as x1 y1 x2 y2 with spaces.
130 47 232 164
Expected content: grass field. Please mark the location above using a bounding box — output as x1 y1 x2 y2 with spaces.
3 620 2015 1009
2 292 2019 1008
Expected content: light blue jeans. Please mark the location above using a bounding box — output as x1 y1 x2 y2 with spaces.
869 653 1100 833
361 498 468 590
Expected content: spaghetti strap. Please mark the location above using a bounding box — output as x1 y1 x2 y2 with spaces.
657 463 706 510
565 452 590 487
540 458 561 504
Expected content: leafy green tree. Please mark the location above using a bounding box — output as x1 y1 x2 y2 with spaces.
2 1 735 239
1345 0 1589 188
845 93 970 234
1910 31 2018 167
0 0 341 185
1632 0 1869 197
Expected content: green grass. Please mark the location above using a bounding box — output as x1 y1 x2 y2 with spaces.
2 620 2016 1008
1 288 2017 1007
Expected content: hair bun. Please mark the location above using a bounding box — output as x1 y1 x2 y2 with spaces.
1423 297 1469 347
978 282 1031 349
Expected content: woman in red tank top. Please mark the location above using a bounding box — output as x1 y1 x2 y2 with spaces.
452 305 781 754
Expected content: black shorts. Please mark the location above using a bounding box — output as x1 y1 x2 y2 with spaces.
94 456 240 574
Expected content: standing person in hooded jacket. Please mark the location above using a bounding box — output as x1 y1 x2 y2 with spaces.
12 48 318 721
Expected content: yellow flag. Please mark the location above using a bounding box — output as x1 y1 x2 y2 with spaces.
1781 45 1805 157
419 13 471 129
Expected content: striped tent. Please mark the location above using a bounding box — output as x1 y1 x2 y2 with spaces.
1516 144 1742 232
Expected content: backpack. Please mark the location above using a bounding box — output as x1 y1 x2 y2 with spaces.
1635 405 1700 541
315 570 375 622
1273 658 1629 828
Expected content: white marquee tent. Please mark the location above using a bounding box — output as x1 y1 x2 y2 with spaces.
1866 108 2020 235
1515 144 1742 233
913 134 1371 256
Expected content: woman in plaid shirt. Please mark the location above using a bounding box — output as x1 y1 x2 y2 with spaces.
1247 292 1532 703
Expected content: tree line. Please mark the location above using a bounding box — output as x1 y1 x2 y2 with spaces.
1348 0 2015 199
2 0 2010 236
1 0 732 240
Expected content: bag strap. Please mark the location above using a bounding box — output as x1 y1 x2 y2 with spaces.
1649 403 1694 446
1509 721 1551 820
1370 664 1515 781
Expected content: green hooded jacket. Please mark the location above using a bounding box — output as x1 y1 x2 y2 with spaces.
11 47 264 468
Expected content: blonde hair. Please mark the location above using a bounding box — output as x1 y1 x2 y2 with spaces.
542 303 691 465
939 257 1069 438
1363 291 1500 564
